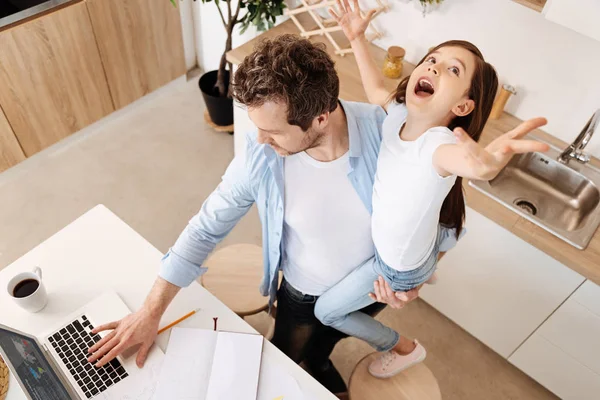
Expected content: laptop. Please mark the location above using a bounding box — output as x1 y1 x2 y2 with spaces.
0 291 164 400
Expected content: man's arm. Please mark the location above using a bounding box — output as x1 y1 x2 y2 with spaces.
159 154 255 287
87 150 256 367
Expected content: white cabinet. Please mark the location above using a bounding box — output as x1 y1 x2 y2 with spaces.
420 207 585 358
509 333 600 400
510 280 600 399
544 0 600 42
572 279 600 316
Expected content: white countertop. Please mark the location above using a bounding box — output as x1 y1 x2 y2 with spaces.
0 204 335 399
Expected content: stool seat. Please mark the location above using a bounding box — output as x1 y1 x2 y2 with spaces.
349 353 441 400
201 244 267 317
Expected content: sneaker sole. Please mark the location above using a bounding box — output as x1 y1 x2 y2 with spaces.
368 351 427 379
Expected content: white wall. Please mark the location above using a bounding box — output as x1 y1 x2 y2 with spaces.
196 0 264 72
179 0 197 70
368 0 600 156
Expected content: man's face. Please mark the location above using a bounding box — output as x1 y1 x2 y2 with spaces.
248 101 324 157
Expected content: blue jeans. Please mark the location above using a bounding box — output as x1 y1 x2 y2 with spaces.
314 226 461 352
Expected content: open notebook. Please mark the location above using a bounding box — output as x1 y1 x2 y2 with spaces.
153 328 264 400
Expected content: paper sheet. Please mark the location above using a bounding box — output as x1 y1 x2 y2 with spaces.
205 331 263 400
256 361 304 400
152 328 218 400
100 345 165 400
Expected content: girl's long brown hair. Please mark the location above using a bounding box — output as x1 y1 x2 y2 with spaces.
393 40 498 238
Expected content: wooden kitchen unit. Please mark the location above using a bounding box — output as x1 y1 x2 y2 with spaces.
0 0 185 169
86 0 186 109
0 0 114 157
0 106 25 173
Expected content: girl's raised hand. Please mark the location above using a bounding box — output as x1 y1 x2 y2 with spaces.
329 0 377 42
453 117 550 181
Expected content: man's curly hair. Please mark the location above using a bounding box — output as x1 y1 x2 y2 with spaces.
232 34 339 131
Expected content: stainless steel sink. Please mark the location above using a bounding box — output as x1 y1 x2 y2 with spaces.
470 138 600 249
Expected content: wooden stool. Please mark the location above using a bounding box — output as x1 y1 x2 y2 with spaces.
201 244 268 317
349 353 441 400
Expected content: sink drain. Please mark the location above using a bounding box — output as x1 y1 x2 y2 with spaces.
514 199 537 215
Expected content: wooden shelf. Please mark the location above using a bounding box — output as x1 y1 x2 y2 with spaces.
512 0 546 13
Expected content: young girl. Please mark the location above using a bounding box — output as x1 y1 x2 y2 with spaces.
314 0 549 378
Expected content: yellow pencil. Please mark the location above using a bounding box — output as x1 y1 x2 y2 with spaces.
157 308 201 335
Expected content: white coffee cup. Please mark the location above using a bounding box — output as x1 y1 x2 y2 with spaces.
7 266 48 313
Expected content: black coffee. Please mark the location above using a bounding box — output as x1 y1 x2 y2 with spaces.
12 279 39 298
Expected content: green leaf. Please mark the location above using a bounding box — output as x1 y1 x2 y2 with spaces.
169 0 176 7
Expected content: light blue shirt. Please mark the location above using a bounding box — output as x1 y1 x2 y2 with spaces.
158 100 459 305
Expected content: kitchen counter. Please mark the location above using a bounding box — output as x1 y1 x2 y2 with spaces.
227 18 600 285
0 0 78 31
466 114 600 286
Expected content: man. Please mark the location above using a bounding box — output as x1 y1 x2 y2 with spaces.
86 34 543 395
87 35 411 395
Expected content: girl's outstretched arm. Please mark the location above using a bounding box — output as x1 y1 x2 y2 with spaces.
433 118 550 180
330 0 392 109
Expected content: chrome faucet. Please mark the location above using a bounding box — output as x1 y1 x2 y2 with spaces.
558 109 600 165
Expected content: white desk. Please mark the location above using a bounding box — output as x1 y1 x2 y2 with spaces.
0 205 336 400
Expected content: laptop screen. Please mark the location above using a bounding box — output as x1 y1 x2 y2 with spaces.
0 326 72 399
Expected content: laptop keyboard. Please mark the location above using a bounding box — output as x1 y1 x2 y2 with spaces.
47 315 129 398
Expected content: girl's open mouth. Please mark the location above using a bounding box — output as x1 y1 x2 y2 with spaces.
414 78 435 98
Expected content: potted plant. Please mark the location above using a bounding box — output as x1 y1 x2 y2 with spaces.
417 0 444 16
188 0 287 128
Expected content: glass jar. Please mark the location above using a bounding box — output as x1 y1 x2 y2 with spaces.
382 46 405 79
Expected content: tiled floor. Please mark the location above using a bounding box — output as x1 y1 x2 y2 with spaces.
0 78 556 399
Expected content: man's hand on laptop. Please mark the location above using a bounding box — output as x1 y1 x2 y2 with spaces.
87 308 160 368
86 277 181 368
368 276 421 309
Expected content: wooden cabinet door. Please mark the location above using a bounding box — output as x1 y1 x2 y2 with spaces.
0 105 25 172
420 207 585 358
86 0 186 109
0 2 114 156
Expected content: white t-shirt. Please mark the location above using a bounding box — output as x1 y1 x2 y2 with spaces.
372 102 457 271
282 151 375 296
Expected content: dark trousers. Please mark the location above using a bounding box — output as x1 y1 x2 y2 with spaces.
271 279 386 394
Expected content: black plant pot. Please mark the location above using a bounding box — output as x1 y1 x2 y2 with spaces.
199 70 234 128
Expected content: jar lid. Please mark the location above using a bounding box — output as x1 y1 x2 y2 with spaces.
388 46 406 59
503 84 517 95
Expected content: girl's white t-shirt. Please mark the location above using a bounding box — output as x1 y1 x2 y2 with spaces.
372 101 457 271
